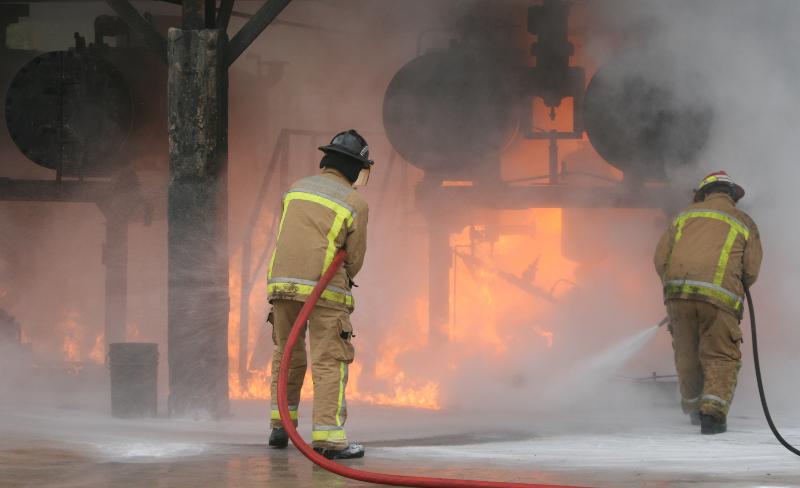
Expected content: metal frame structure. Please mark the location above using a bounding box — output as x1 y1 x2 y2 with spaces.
102 0 293 417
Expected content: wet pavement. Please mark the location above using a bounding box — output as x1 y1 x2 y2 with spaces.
1 400 799 488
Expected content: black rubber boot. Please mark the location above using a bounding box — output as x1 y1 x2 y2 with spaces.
689 411 701 426
313 442 365 460
700 413 727 434
269 427 289 448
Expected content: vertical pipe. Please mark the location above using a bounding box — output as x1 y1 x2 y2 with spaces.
548 131 559 185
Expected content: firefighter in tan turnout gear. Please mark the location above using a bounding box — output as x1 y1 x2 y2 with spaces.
267 130 371 459
654 171 763 434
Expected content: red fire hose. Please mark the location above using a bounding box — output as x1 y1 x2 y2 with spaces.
277 250 586 488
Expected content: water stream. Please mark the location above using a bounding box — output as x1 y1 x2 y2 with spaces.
542 324 662 408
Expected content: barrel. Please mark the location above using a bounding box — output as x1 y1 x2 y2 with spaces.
108 342 158 418
383 47 522 176
583 48 714 180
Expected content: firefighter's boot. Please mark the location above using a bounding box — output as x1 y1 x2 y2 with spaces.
313 442 365 460
700 413 727 435
689 410 701 426
269 427 289 448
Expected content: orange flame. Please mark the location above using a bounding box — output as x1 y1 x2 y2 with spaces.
89 334 105 364
58 312 82 363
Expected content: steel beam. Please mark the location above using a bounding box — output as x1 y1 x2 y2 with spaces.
0 178 112 203
217 0 235 30
227 0 292 66
104 0 167 63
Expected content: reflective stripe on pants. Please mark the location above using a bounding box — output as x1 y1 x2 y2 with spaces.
269 299 354 447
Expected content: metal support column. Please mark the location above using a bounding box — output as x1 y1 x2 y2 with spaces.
103 218 129 345
428 221 451 344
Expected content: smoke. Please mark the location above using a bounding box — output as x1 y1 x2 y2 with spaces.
584 0 800 415
2 0 797 444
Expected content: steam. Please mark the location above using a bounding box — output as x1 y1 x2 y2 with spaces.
584 0 800 415
1 0 798 435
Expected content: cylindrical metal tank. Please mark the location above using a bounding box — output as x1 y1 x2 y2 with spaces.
108 342 158 418
383 48 521 177
4 50 133 177
583 50 714 180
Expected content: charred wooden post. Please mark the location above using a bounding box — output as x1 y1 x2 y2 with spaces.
167 28 230 418
106 0 291 417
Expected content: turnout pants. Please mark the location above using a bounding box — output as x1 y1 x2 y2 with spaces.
667 299 743 418
269 299 355 449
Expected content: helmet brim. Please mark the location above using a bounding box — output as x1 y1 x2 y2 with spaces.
318 145 373 168
731 183 745 202
695 182 746 202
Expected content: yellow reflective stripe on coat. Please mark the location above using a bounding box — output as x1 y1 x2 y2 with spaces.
311 426 347 442
714 227 739 286
664 280 743 312
669 208 750 308
267 189 354 280
267 282 353 307
267 196 292 280
673 210 750 242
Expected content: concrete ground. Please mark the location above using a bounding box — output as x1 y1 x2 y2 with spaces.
1 398 799 488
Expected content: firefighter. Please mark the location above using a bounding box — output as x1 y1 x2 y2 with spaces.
267 130 371 459
654 171 763 434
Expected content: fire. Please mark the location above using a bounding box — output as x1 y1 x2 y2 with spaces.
55 311 108 365
448 209 574 355
227 208 573 409
228 247 443 408
58 312 82 363
349 363 441 410
89 334 105 364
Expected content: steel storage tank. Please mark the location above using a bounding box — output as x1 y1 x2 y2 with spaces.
383 47 522 178
4 50 133 177
583 49 714 180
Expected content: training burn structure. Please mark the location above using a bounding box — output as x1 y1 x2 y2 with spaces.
106 0 292 417
383 0 711 342
0 0 291 418
0 0 763 424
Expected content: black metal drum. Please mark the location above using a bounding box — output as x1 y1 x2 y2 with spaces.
108 342 158 418
383 48 521 176
583 50 714 180
4 50 133 176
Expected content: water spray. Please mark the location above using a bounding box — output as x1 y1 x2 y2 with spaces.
277 250 586 488
276 252 799 488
